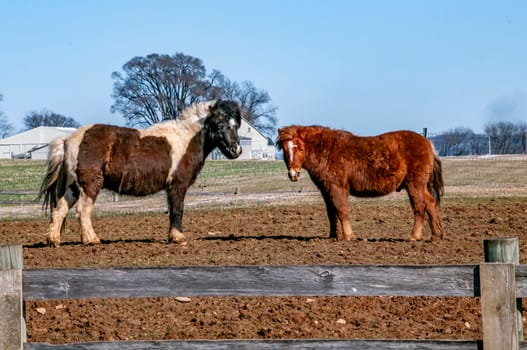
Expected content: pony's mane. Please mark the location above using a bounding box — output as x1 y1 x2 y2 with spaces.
179 100 217 121
276 125 349 150
143 100 217 135
276 126 297 150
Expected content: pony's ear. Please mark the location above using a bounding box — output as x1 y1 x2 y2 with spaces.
275 129 283 145
210 99 225 112
210 100 242 125
274 137 282 149
278 127 291 138
209 101 218 112
275 128 289 149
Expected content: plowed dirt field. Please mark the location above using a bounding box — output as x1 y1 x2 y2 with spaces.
2 196 526 344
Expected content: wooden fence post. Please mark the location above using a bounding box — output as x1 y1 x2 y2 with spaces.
484 237 523 340
484 237 520 264
0 245 24 350
481 238 521 350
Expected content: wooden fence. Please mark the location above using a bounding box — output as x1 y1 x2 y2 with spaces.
1 238 525 350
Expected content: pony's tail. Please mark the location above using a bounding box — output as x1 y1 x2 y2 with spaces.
37 137 68 212
427 153 444 206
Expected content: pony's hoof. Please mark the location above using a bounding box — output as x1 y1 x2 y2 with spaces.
169 237 188 245
82 237 101 245
334 235 356 241
168 231 187 244
431 234 443 241
46 238 60 247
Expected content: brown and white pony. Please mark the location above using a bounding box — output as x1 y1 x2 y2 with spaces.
38 100 242 247
276 125 444 241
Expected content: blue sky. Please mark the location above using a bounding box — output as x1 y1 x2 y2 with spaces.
1 0 526 136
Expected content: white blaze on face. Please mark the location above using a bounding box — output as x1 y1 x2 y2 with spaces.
286 140 294 163
228 118 242 155
286 140 299 180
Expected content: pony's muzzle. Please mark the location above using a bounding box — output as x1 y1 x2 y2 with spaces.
235 144 242 156
230 144 242 158
224 144 242 159
288 169 300 182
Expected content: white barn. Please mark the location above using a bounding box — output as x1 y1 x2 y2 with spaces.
0 119 275 161
0 126 76 159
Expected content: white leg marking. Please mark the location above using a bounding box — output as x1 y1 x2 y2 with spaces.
77 194 101 245
286 140 301 180
47 197 70 247
168 228 187 244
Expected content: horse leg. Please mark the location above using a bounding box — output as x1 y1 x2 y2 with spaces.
167 187 187 244
424 191 443 240
47 187 79 247
328 186 355 241
407 185 426 241
77 191 101 245
47 199 69 247
321 192 339 239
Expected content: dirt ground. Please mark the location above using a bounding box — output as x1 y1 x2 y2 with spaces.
1 195 527 344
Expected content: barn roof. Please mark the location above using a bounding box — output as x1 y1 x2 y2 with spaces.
0 126 76 144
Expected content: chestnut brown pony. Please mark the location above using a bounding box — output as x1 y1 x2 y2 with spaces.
38 100 242 247
276 125 444 241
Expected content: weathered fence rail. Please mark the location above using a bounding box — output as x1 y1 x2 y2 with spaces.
1 238 525 350
23 265 480 299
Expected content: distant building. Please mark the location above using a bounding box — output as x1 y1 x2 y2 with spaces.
0 126 76 159
0 118 275 160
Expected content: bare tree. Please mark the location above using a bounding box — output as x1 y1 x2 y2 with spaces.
111 53 224 127
432 128 468 156
429 128 489 156
23 110 80 130
0 115 12 138
0 94 14 138
485 121 527 154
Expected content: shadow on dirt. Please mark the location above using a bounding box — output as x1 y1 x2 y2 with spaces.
25 238 159 248
359 237 409 243
199 234 321 242
24 236 416 248
199 234 412 243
